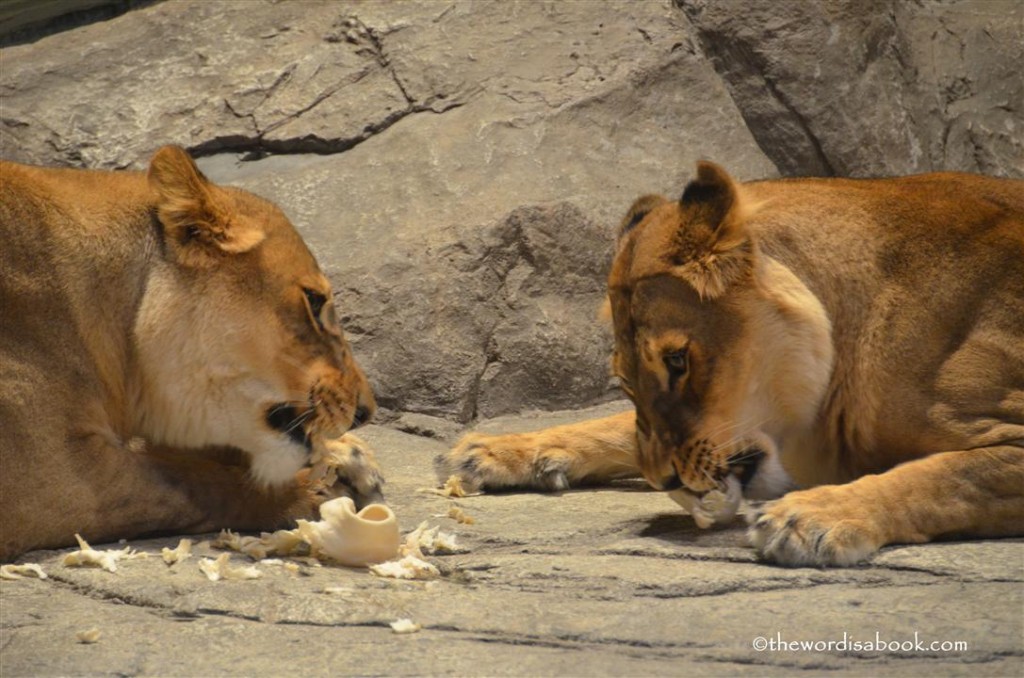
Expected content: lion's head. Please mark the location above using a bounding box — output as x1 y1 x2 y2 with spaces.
608 162 833 501
132 146 375 485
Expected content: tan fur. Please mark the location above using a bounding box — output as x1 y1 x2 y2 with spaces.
0 147 379 561
439 161 1024 566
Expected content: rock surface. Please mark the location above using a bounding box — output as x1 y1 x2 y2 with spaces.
3 0 1019 421
2 8 1023 672
2 406 1023 676
682 0 1024 177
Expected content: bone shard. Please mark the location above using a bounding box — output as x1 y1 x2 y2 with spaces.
62 534 146 572
161 538 193 565
668 475 743 529
198 553 262 581
0 563 47 580
390 618 422 634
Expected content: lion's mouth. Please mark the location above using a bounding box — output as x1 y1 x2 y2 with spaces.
727 447 766 490
265 403 313 450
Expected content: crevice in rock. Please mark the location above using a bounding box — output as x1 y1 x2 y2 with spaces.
595 546 760 565
192 608 263 623
673 0 835 176
185 13 471 162
695 654 844 670
43 572 180 616
871 561 1024 582
188 99 466 161
464 629 711 653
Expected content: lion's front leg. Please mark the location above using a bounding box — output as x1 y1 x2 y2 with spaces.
436 410 641 492
749 446 1024 566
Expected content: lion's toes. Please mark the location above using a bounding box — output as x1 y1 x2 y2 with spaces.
747 491 882 567
316 434 385 508
436 432 571 493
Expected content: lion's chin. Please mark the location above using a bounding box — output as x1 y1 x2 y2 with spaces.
246 437 309 487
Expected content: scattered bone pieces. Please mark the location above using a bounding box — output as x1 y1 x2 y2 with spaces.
668 475 743 529
212 529 243 551
213 527 308 560
390 618 422 634
447 506 476 525
369 554 439 580
198 553 262 582
62 534 147 573
418 474 481 498
76 628 102 644
0 563 47 580
402 521 460 557
212 529 273 561
259 528 307 557
440 474 468 497
368 521 461 580
212 498 398 567
161 538 193 565
323 585 355 595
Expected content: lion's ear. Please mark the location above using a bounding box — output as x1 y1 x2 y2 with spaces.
673 161 753 299
618 194 668 240
148 145 264 266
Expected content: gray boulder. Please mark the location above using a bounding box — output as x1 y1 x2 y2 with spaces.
682 0 1024 177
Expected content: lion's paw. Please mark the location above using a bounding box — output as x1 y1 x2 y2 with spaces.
747 486 883 567
435 431 573 493
311 434 385 508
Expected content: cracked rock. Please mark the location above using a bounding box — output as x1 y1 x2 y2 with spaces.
680 0 1023 177
1 0 1018 426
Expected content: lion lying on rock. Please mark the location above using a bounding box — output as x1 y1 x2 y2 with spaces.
0 146 381 560
439 162 1024 566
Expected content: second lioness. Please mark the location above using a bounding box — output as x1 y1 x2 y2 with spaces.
1 147 381 560
438 162 1024 567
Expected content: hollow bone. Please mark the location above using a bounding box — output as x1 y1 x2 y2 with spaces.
296 496 400 567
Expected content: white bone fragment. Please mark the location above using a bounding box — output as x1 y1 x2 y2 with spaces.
62 534 145 572
390 618 422 634
161 539 192 565
0 563 47 580
198 553 262 581
668 475 743 529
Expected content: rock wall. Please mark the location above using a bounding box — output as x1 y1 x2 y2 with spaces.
2 0 1021 424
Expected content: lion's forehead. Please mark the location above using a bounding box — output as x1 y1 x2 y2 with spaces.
610 206 712 289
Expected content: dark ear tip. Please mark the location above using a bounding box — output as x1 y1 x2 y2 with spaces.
680 179 722 205
680 160 733 206
618 194 668 239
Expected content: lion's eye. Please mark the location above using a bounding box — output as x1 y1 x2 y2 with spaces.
303 288 327 325
664 348 689 374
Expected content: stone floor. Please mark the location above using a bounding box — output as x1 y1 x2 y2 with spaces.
2 403 1022 677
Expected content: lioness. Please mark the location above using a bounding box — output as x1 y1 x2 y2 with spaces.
1 146 382 560
439 162 1024 566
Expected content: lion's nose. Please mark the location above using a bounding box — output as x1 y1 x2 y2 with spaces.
658 474 683 492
